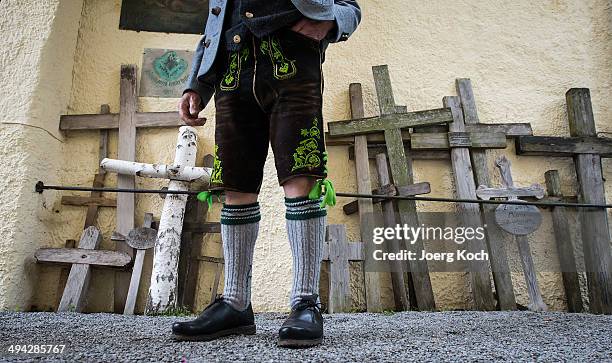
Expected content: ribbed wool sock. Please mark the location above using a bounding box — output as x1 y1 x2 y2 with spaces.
285 196 326 308
220 202 260 311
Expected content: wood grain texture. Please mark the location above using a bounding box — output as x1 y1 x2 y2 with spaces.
516 136 612 156
55 239 76 308
179 196 207 311
115 64 138 313
58 227 103 312
348 144 449 161
124 213 155 315
374 65 435 310
350 83 382 312
376 153 410 311
456 78 516 310
342 182 430 215
59 112 182 130
61 196 116 207
328 108 453 136
326 225 351 313
444 96 495 311
36 248 131 268
544 170 584 313
322 242 363 261
410 132 506 150
516 235 547 311
566 88 612 314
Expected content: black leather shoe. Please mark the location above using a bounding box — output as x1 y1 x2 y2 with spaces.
172 297 255 341
278 294 323 348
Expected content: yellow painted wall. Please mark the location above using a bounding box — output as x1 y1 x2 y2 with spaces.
2 0 610 312
0 0 83 310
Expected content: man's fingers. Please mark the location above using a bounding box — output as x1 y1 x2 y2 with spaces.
184 118 206 127
179 99 194 123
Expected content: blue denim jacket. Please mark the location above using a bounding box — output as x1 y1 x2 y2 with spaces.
184 0 361 108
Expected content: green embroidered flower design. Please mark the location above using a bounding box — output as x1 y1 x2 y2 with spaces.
291 118 323 172
219 47 250 91
210 145 223 184
260 36 297 80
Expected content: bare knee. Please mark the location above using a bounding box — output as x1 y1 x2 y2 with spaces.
283 177 317 198
225 191 258 205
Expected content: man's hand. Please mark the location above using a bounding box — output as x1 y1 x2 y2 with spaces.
178 91 206 126
290 18 336 41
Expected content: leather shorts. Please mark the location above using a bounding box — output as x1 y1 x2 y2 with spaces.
210 28 327 194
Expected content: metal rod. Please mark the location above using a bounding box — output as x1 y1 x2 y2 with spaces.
35 181 612 209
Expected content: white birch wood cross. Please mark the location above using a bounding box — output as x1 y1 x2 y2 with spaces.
476 155 547 312
101 126 212 314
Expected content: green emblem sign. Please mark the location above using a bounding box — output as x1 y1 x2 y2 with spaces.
140 48 193 98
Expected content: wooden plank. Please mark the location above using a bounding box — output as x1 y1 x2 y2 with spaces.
544 170 584 313
61 196 116 207
115 64 138 313
322 242 363 261
410 132 506 150
350 83 382 312
183 222 221 234
348 144 449 160
124 213 155 315
516 235 547 311
327 130 411 145
456 78 516 310
465 123 533 137
36 248 131 268
55 239 76 308
342 182 431 215
58 227 102 312
328 108 453 136
210 261 223 304
566 88 612 314
444 96 495 311
179 196 207 311
476 185 545 200
373 65 435 310
516 136 612 157
376 153 410 311
327 225 351 313
59 112 181 131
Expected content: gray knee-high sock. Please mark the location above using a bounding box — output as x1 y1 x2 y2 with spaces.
285 197 326 308
221 202 260 311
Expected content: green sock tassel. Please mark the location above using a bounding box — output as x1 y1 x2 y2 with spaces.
197 191 214 209
308 179 336 208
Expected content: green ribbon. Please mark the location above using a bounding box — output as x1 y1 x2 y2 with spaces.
197 191 214 209
308 179 336 208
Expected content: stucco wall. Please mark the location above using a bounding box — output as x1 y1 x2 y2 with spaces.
0 0 84 310
3 0 610 312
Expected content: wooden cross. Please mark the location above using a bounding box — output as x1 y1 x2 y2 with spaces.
323 224 364 313
102 127 210 314
516 88 612 314
329 66 446 310
476 156 547 312
60 65 185 313
35 226 131 312
545 170 584 313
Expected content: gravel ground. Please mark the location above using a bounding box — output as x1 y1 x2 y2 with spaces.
0 311 611 362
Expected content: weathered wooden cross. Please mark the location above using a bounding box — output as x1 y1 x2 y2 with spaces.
35 226 131 312
544 170 584 313
476 156 547 312
101 126 212 314
323 224 364 313
329 66 451 310
516 88 612 314
60 65 185 312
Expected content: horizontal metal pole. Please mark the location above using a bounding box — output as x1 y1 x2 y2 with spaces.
35 181 612 209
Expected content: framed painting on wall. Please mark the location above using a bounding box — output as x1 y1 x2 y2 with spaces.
119 0 209 34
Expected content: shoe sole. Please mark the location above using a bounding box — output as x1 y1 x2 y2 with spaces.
277 337 323 348
172 325 256 342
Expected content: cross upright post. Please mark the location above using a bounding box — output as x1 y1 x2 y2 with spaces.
329 66 451 310
516 88 612 314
